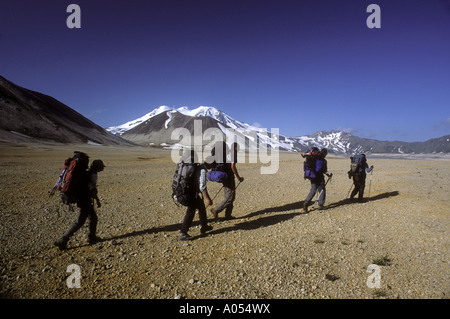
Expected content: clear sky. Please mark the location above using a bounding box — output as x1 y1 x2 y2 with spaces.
1 0 449 142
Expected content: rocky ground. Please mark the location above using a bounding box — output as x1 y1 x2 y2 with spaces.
0 142 448 300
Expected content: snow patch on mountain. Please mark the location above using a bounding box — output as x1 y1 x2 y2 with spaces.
106 105 173 135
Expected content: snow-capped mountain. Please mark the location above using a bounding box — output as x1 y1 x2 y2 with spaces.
106 105 362 152
106 105 251 135
106 105 288 150
106 106 450 154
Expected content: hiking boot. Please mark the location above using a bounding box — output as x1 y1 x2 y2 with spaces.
210 208 218 220
224 215 235 221
303 202 309 213
54 237 68 251
178 233 192 241
88 235 102 245
200 225 213 235
318 205 325 210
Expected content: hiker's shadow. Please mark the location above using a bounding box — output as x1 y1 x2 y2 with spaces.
101 202 307 244
195 211 301 239
98 223 182 244
66 223 182 250
97 191 400 244
190 202 308 239
325 191 400 209
241 201 307 219
202 190 401 238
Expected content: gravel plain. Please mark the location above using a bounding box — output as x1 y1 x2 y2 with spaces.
0 142 448 300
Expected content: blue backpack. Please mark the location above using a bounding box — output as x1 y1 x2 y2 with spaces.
207 169 228 183
304 159 325 179
303 148 320 179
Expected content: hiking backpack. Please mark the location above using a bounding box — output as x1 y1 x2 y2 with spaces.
207 169 228 183
50 151 89 204
303 148 319 180
172 152 198 206
206 157 229 183
349 154 366 177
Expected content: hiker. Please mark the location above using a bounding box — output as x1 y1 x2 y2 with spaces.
54 156 104 250
210 142 244 220
303 148 332 212
178 153 214 241
231 142 244 184
348 154 374 202
89 159 105 208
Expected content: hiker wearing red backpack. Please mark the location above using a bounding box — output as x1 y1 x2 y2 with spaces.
348 154 374 202
53 154 104 250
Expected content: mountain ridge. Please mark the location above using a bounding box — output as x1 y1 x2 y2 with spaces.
107 106 450 154
0 75 448 153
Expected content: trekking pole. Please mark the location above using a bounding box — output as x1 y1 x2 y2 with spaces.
368 170 373 198
209 180 242 205
62 205 74 223
234 180 242 191
346 183 354 199
312 175 331 209
210 185 224 203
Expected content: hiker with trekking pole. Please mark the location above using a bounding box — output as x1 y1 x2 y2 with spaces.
302 148 333 213
52 152 105 250
209 142 244 221
347 153 374 202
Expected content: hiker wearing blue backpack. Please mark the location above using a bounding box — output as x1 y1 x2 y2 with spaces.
210 142 244 221
348 154 374 202
302 148 332 213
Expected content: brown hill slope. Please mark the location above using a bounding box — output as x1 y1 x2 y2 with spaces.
0 75 131 145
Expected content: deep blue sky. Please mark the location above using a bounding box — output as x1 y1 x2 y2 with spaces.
1 0 449 142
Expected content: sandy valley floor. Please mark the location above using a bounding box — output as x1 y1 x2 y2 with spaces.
0 142 448 299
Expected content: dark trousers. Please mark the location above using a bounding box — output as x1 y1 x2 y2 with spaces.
181 196 208 234
305 177 326 206
351 176 366 199
63 203 98 240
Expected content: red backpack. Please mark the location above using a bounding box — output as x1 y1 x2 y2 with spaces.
50 151 89 204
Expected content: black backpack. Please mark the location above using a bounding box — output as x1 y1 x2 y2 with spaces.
348 154 366 178
172 151 198 206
